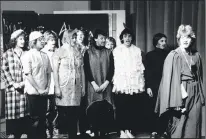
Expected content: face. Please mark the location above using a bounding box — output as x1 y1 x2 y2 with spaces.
123 33 132 46
105 39 114 49
156 37 167 49
16 35 25 48
179 36 192 49
71 35 77 47
36 36 45 50
77 31 85 44
46 37 56 50
95 34 106 47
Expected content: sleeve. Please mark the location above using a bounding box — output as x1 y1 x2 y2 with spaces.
196 53 205 105
46 55 52 74
21 52 32 75
83 51 95 82
155 51 183 116
106 52 114 82
1 52 15 88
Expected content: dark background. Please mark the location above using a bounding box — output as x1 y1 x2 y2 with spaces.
2 11 109 51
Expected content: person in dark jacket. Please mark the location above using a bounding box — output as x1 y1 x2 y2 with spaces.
84 29 114 137
145 33 170 138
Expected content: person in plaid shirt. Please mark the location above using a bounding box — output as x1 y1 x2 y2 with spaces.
1 29 30 139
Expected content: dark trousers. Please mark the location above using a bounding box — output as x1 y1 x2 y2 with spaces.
147 89 170 135
57 106 79 138
27 95 47 139
114 93 146 132
46 95 57 137
78 96 89 133
6 116 30 139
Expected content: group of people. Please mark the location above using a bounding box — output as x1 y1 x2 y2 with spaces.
1 23 204 139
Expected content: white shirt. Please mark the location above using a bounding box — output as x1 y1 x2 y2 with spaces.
21 49 52 95
112 44 145 95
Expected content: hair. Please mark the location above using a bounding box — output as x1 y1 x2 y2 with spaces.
93 29 107 39
44 30 58 44
61 29 77 45
8 31 28 51
106 37 116 49
176 24 197 54
119 28 135 44
177 36 197 54
153 33 167 47
76 28 89 46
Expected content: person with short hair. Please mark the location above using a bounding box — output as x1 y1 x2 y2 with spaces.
21 31 52 139
112 28 145 138
2 29 29 139
145 33 170 138
155 25 205 138
105 37 116 50
41 30 58 138
84 29 114 137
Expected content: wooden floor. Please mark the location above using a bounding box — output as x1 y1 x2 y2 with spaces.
0 118 205 139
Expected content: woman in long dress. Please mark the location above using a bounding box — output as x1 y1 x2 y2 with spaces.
155 24 205 138
52 29 85 138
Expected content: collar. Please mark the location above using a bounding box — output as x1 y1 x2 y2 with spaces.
93 43 105 50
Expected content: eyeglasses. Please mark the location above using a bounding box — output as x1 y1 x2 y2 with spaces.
37 37 45 42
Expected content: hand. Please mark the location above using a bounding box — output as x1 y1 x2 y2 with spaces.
13 83 21 89
41 88 49 96
38 89 47 95
99 80 109 93
55 87 62 98
19 82 25 88
91 81 100 93
147 88 153 97
181 108 187 113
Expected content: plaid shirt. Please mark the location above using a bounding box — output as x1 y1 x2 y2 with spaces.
1 48 28 119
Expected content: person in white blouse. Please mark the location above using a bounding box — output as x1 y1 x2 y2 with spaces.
112 28 145 138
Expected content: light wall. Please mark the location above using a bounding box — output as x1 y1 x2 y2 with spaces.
1 1 90 13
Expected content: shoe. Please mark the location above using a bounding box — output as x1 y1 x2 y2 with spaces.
150 132 157 139
125 130 135 138
86 130 94 137
21 134 27 138
120 131 129 138
7 135 14 138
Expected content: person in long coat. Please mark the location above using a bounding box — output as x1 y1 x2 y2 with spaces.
2 29 29 138
52 29 85 139
155 24 205 138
